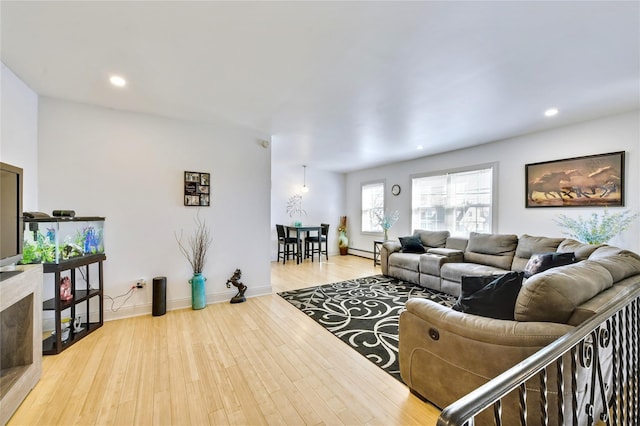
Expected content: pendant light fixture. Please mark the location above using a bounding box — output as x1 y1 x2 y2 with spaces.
301 165 309 193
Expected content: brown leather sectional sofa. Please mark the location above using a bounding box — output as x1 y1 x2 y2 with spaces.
380 230 640 424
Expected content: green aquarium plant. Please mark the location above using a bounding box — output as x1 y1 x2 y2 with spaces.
73 225 103 255
21 241 39 264
21 230 56 263
554 208 639 245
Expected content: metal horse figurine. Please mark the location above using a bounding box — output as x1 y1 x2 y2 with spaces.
226 268 247 304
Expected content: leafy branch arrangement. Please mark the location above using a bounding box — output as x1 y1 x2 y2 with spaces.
176 213 213 274
554 209 639 245
375 210 400 231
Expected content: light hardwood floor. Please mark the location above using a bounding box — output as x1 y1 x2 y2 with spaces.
9 255 441 425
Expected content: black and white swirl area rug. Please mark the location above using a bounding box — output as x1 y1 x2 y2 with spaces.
277 275 457 382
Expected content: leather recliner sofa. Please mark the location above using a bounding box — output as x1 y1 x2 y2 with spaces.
380 230 640 424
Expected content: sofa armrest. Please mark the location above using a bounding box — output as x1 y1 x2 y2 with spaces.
426 247 464 257
380 241 402 274
383 241 402 253
399 298 573 410
420 250 464 276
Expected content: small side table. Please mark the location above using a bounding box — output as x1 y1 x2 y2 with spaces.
373 239 387 266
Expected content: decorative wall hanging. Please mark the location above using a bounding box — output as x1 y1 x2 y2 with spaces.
184 171 211 206
525 151 625 208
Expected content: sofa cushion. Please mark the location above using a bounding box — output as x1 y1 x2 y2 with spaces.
388 264 420 284
464 232 518 270
445 237 469 251
414 229 450 248
515 260 614 323
512 234 565 272
399 236 426 253
388 252 421 270
557 239 602 260
568 277 638 325
588 246 640 283
440 262 511 284
523 252 576 278
452 272 524 320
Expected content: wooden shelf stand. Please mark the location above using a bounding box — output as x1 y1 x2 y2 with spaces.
42 253 105 355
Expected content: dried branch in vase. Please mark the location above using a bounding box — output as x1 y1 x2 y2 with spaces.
176 212 213 274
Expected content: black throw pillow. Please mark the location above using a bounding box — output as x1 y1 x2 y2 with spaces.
452 271 524 320
524 252 576 278
399 236 426 253
458 274 499 298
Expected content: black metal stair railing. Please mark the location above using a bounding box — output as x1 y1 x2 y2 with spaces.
437 285 640 426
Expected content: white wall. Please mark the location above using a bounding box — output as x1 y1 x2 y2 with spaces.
37 97 272 320
346 110 640 254
0 63 39 211
270 156 346 259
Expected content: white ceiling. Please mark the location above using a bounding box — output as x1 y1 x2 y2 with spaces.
2 1 639 173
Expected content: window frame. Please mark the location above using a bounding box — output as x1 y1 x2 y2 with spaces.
410 162 498 237
361 180 386 235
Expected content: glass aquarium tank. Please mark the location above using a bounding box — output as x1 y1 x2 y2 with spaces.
21 217 105 264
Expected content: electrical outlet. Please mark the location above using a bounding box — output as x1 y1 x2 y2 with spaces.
136 279 146 289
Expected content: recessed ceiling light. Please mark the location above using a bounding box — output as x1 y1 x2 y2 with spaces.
109 75 126 87
417 145 424 150
544 108 559 117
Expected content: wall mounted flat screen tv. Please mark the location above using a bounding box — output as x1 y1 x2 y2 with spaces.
0 162 24 269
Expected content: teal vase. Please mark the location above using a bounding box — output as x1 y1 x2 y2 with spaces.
338 230 349 255
189 273 206 310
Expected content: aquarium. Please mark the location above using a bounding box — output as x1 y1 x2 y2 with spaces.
21 217 105 264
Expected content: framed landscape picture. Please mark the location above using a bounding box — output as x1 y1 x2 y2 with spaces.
525 151 625 208
184 171 211 206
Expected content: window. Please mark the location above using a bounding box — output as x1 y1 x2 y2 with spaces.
361 181 384 233
412 165 495 237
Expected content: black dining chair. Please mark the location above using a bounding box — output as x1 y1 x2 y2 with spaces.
305 223 330 262
276 224 297 264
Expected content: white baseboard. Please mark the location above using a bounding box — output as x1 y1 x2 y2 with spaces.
40 285 273 328
346 247 374 259
103 284 272 322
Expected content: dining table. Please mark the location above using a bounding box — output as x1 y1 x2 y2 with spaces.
285 225 322 264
